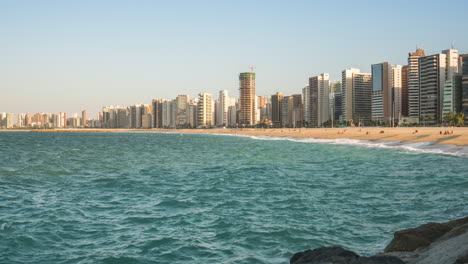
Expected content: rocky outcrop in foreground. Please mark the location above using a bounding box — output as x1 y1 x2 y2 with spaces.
291 216 468 264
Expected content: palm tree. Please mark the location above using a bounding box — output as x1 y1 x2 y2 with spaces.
455 112 465 127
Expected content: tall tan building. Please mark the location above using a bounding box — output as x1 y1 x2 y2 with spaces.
408 48 426 119
197 93 213 127
239 72 256 125
81 110 87 127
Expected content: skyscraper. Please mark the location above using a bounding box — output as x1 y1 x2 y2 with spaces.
271 92 283 126
281 96 293 127
175 95 189 127
353 73 372 124
218 90 230 126
291 94 303 127
341 68 361 122
460 54 468 124
81 110 87 127
6 113 14 128
197 93 213 127
408 48 426 120
401 65 409 117
308 73 330 127
371 63 401 125
302 86 309 123
330 82 342 121
419 53 447 124
371 62 390 124
239 71 256 125
152 99 164 128
441 49 460 118
392 65 403 124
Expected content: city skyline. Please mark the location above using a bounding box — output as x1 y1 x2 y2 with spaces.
2 0 468 115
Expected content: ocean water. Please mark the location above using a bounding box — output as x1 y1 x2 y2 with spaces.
0 132 467 264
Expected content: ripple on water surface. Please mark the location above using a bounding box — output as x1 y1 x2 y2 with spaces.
0 132 467 264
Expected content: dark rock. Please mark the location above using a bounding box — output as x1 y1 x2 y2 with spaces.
454 251 468 264
384 216 468 252
290 246 404 264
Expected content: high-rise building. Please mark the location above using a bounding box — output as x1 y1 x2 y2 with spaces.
152 99 164 128
419 53 447 124
59 112 67 128
308 73 330 127
392 65 403 124
281 96 294 127
401 65 409 117
302 86 309 123
441 49 460 118
175 95 189 127
330 82 342 121
353 73 372 124
228 105 237 127
162 100 176 128
371 62 391 124
0 112 6 127
408 48 426 119
197 93 213 127
341 68 361 122
188 103 198 128
460 54 468 124
371 63 401 125
81 110 87 127
217 90 229 126
291 94 303 127
239 72 256 125
130 104 142 128
271 92 283 126
6 113 14 128
17 113 26 127
116 107 129 128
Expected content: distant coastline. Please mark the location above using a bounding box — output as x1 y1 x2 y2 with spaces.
2 127 468 147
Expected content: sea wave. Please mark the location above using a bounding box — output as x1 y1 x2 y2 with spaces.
207 133 468 157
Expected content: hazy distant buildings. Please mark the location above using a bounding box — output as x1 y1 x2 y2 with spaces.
82 110 87 127
175 95 189 127
239 72 256 125
152 99 164 128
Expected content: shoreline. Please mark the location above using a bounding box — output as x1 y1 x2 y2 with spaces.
2 127 468 147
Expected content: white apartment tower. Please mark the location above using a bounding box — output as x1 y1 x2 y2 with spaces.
197 93 213 127
308 73 330 127
341 68 361 122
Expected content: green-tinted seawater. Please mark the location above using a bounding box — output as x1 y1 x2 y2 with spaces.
0 132 467 263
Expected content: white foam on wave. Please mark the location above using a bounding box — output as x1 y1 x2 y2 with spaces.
208 133 468 157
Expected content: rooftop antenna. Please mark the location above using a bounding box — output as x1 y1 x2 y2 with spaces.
250 66 255 73
451 41 455 49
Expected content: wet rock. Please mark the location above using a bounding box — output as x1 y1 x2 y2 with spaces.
384 216 468 253
290 246 404 264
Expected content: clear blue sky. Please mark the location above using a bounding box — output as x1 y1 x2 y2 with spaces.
2 0 467 117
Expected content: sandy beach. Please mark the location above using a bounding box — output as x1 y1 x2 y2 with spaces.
3 127 468 146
